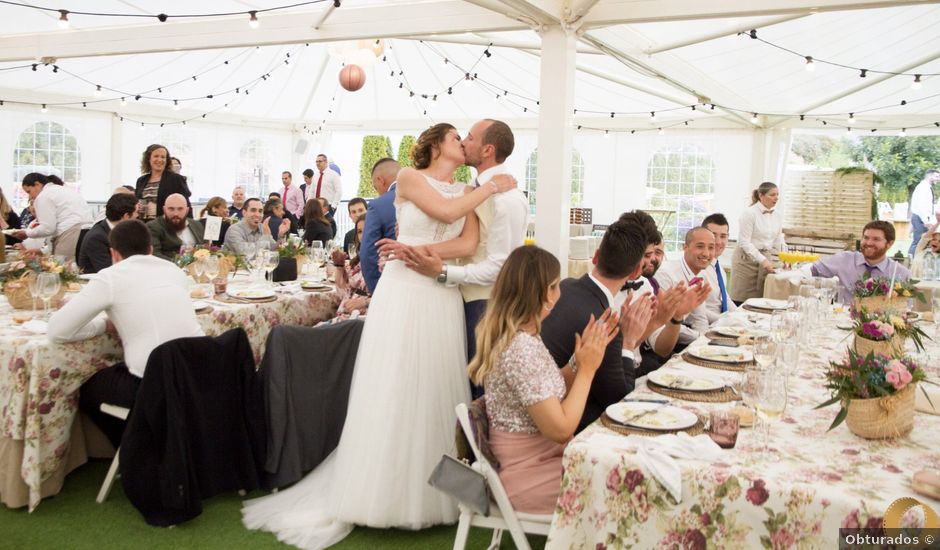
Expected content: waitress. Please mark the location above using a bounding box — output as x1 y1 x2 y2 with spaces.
135 144 191 222
730 181 786 303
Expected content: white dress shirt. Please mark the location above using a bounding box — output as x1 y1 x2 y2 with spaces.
648 258 709 350
703 258 737 324
445 164 529 286
737 202 786 263
312 169 342 208
910 179 935 222
47 254 204 377
25 184 93 239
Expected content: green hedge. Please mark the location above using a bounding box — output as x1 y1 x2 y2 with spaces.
358 135 393 198
398 135 416 169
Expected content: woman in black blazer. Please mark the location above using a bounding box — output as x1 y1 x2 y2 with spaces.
135 144 191 222
303 199 333 247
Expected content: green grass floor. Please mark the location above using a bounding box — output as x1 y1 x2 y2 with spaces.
0 459 546 550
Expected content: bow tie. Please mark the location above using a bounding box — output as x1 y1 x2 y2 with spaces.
762 209 775 215
621 280 644 292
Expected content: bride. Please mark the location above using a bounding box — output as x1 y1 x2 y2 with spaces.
242 123 517 548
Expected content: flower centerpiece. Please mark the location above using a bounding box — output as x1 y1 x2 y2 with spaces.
817 350 933 439
278 236 308 275
852 276 924 314
174 245 243 283
0 255 81 309
852 308 927 356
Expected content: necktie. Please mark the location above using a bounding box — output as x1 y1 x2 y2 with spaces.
715 262 728 313
864 264 875 279
315 172 324 198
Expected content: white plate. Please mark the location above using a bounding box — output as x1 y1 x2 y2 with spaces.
300 280 331 289
605 402 698 431
648 370 725 392
192 300 211 312
744 298 789 310
688 346 753 363
712 326 770 339
836 321 855 330
230 289 276 300
1 229 18 236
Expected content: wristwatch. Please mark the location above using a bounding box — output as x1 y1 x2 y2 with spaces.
436 264 448 284
669 315 687 325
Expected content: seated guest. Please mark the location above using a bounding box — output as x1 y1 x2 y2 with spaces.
317 197 337 238
268 191 281 202
642 234 665 294
343 198 368 253
263 198 296 239
361 158 400 292
303 199 333 247
198 196 231 245
79 193 138 274
229 186 246 219
701 213 737 322
12 172 93 260
48 219 204 447
650 227 715 356
146 193 205 261
468 246 617 514
222 197 286 253
0 187 22 245
541 219 655 432
323 216 371 324
18 199 34 228
808 220 910 304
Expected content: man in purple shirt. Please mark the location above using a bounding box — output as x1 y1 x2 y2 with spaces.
810 220 910 304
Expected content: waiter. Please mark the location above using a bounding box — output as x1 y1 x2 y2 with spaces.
909 169 939 257
13 173 92 260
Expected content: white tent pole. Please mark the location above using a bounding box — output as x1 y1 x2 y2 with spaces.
402 34 603 55
109 116 124 189
645 14 810 54
535 24 576 274
313 3 338 30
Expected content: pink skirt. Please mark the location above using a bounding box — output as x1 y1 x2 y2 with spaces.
489 430 565 515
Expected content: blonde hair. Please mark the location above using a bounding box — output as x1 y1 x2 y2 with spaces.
0 187 11 218
467 246 561 385
751 181 777 205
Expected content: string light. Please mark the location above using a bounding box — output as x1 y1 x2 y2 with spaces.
912 75 923 90
57 10 69 29
804 56 815 72
751 113 759 123
649 111 656 121
847 113 855 124
40 104 47 113
248 11 259 29
120 97 127 106
899 128 907 137
93 85 102 97
173 100 180 111
658 128 664 135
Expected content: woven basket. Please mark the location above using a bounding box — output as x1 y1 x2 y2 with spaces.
845 383 916 439
854 295 908 315
3 281 66 310
853 334 904 357
187 256 234 283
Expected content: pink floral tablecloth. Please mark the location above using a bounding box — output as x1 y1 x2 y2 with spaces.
546 312 940 549
0 288 338 511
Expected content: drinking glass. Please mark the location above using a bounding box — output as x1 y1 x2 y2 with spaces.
252 245 268 285
192 258 206 282
708 410 740 449
770 311 788 342
203 255 220 282
264 250 280 287
309 242 324 279
776 341 800 377
38 272 60 320
752 336 776 369
756 369 788 461
348 243 358 260
235 242 257 279
27 272 41 311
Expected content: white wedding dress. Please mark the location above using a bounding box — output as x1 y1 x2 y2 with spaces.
242 175 471 549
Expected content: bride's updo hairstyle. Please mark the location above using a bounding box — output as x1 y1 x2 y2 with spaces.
411 123 457 169
468 246 561 385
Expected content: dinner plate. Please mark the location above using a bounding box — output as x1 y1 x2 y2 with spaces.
648 370 725 392
230 288 276 300
300 280 331 290
744 298 789 310
192 300 211 312
688 346 753 363
605 402 698 431
712 326 770 339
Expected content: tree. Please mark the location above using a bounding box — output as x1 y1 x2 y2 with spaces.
848 136 940 203
455 165 472 183
358 135 393 198
397 135 416 169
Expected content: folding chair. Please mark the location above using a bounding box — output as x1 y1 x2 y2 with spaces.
452 403 553 550
95 403 129 503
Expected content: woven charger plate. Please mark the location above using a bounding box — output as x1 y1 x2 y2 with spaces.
741 304 778 314
647 380 740 403
195 305 214 315
681 351 753 372
600 412 705 437
704 331 740 346
215 293 278 304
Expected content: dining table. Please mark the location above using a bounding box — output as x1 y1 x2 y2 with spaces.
545 304 940 549
0 274 338 511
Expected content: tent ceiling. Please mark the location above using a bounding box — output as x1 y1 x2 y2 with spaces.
1 0 939 132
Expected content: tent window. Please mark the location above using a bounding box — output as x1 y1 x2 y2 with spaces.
238 139 271 199
13 121 82 187
155 132 193 187
645 143 715 251
524 148 584 215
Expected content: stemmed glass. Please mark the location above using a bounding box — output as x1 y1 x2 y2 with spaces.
27 272 41 311
348 243 358 261
203 255 220 293
752 336 777 370
309 242 324 280
251 245 268 285
192 257 206 282
264 249 280 288
755 368 788 461
236 242 258 280
38 272 60 320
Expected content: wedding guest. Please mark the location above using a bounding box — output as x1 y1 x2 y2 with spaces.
12 173 92 260
300 168 314 202
264 197 297 238
360 158 400 292
324 216 371 324
169 156 183 174
268 192 281 201
468 246 616 513
279 171 306 220
49 219 204 447
311 153 343 213
18 199 34 228
303 199 333 247
229 186 246 219
146 193 205 261
135 144 191 222
223 198 286 253
701 213 737 321
540 219 655 431
730 181 786 304
909 169 939 256
317 197 337 238
79 193 139 274
808 220 910 304
0 187 22 245
342 198 368 253
198 196 231 245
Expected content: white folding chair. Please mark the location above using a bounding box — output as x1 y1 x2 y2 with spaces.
95 403 129 503
452 403 553 550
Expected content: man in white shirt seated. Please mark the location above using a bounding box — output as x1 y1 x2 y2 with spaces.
146 193 205 261
11 172 92 260
48 219 205 447
701 213 737 322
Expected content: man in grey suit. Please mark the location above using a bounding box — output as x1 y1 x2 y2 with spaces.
146 193 204 261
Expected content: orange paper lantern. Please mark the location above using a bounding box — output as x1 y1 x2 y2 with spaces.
339 64 366 92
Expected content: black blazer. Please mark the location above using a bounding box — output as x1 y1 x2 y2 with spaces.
135 171 192 218
77 219 112 274
304 219 333 246
3 210 22 245
540 275 635 432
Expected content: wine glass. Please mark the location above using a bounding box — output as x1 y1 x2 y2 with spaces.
203 255 220 282
192 257 206 282
38 272 60 320
235 242 257 279
251 245 268 285
756 368 788 461
309 242 324 279
264 250 280 287
27 272 41 311
770 311 788 342
348 243 358 260
752 336 776 370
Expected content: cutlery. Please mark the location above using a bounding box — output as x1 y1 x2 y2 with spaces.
620 404 667 425
622 397 670 404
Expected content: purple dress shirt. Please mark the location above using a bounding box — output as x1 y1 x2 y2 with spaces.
811 251 911 304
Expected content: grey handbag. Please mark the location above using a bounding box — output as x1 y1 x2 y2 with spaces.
427 454 490 515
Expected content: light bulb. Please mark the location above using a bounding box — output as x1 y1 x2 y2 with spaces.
222 104 230 112
120 97 127 106
751 113 759 123
40 104 48 113
658 128 664 135
912 74 922 90
248 11 259 29
899 128 907 137
804 56 815 72
173 100 180 111
57 10 70 29
649 111 656 121
604 130 609 138
847 113 855 124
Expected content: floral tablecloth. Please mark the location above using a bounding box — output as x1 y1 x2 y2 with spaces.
0 286 338 511
546 311 940 549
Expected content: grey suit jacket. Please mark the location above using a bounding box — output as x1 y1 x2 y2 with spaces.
146 217 205 261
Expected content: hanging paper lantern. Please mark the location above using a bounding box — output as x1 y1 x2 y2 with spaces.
339 64 366 92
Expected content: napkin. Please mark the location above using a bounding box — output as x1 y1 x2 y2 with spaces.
587 432 723 503
711 311 752 328
20 319 48 334
916 385 940 416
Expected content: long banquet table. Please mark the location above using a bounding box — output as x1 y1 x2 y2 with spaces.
0 282 338 511
545 308 940 549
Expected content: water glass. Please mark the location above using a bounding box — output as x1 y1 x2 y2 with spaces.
203 255 220 282
708 410 740 449
27 272 41 311
192 258 206 282
264 250 280 287
753 336 776 369
776 341 800 376
38 272 61 320
756 368 788 461
348 243 358 260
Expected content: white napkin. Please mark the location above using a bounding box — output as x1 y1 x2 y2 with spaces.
20 319 48 334
711 311 751 328
587 432 723 502
916 385 940 416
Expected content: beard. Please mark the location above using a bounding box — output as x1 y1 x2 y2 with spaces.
166 215 187 232
642 261 661 279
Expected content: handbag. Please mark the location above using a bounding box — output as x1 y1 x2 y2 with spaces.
427 454 490 515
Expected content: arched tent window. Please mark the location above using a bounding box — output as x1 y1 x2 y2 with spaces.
645 143 716 251
155 131 193 186
13 120 82 186
237 139 271 199
524 148 584 215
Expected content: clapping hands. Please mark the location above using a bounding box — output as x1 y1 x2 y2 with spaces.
573 309 620 376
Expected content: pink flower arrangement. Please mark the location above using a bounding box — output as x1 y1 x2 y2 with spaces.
884 359 913 390
860 320 894 340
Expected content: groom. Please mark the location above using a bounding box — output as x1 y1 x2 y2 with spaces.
380 119 529 391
